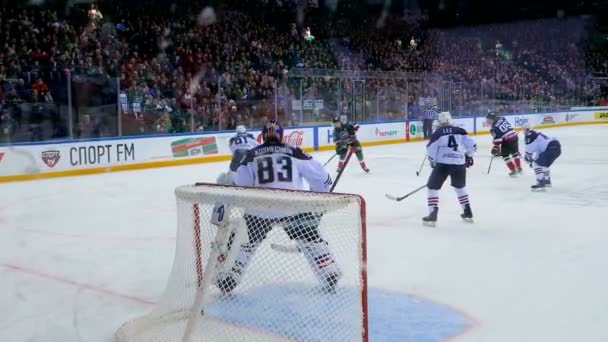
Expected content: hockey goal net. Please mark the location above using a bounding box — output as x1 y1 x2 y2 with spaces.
116 183 368 342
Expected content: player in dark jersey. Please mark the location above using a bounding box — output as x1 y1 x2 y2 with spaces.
486 112 523 176
332 117 369 173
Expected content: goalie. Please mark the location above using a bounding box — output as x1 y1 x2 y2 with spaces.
215 120 341 295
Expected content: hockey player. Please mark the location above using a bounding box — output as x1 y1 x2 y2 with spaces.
522 123 561 190
228 125 259 172
332 117 369 173
424 112 476 226
215 120 341 294
486 112 523 176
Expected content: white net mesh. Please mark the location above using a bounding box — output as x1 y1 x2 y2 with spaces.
116 183 368 342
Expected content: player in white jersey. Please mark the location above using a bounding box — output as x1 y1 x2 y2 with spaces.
522 123 561 190
424 112 477 226
228 125 259 172
215 120 340 294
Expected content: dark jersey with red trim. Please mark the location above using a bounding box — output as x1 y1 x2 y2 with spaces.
490 117 518 145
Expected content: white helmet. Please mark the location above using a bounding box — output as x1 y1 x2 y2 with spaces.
236 125 247 134
437 111 453 126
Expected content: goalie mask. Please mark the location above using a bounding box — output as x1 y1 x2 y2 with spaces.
262 120 283 143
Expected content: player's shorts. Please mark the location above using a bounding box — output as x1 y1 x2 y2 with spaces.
536 140 561 167
501 136 520 158
427 163 466 190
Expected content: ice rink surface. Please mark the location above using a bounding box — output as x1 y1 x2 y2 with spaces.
1 124 608 342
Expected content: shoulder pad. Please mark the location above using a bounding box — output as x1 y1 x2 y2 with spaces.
292 147 312 160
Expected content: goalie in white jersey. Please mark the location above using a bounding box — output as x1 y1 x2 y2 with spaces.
522 123 561 190
424 112 477 225
228 125 259 172
215 120 340 294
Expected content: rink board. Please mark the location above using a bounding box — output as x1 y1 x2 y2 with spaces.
0 109 605 182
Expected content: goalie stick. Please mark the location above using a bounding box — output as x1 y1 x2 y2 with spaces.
385 184 427 201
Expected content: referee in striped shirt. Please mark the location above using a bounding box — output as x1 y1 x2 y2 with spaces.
422 105 437 140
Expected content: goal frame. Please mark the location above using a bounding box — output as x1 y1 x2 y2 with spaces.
190 182 369 342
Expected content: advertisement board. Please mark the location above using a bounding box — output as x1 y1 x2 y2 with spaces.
318 122 405 148
2 109 605 180
594 111 608 121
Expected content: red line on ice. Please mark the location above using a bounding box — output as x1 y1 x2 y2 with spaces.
0 262 156 306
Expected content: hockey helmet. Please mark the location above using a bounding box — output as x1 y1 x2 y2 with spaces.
262 120 283 143
521 122 533 134
332 116 342 126
437 111 453 126
486 111 498 121
236 125 247 134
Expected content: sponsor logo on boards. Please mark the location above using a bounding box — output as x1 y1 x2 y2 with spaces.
171 137 218 158
0 152 4 164
258 130 305 147
375 128 398 137
41 150 61 168
541 116 555 125
595 112 608 120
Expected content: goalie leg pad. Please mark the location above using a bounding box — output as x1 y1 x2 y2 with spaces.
296 239 342 291
216 242 260 294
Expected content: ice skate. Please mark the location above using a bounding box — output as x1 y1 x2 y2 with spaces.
321 272 342 294
460 204 473 223
531 179 547 191
422 207 438 227
508 169 518 177
544 177 552 187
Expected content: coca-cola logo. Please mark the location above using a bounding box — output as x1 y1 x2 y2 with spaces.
257 130 305 147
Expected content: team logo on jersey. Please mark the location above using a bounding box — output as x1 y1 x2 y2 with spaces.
541 116 555 125
171 137 218 157
595 112 608 120
41 150 61 168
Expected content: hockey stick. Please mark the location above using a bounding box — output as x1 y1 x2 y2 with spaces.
416 155 427 176
385 184 427 202
323 153 338 167
487 156 495 175
270 243 300 253
330 148 354 192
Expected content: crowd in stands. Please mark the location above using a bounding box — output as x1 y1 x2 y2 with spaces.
1 0 607 142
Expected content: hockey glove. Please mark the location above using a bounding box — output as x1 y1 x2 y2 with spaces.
465 155 474 168
216 171 235 185
491 145 501 157
524 153 534 168
354 125 360 132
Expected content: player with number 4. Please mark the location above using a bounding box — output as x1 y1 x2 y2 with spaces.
423 112 477 226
